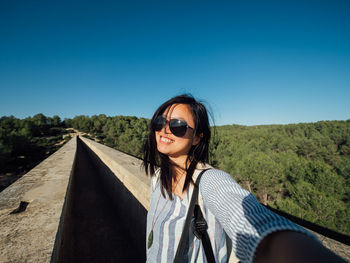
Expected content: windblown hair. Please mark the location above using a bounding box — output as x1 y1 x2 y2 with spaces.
143 94 211 199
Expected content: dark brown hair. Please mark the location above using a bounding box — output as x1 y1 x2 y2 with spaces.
143 94 211 199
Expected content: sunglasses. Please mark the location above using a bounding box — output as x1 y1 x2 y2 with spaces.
153 115 194 137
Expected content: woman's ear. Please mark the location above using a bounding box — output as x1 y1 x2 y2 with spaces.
192 133 203 146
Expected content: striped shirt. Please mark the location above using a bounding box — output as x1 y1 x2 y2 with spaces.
146 164 315 263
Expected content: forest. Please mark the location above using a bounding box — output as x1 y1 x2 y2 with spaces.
0 114 70 191
1 114 349 236
210 121 350 236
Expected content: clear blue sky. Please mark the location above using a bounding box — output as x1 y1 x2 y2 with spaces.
1 0 349 126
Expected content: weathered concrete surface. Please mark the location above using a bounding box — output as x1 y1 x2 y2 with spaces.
0 135 150 263
79 136 151 210
0 137 77 263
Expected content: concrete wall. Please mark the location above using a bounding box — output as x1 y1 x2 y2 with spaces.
79 137 150 210
0 137 77 263
55 137 148 262
79 136 149 252
0 136 151 263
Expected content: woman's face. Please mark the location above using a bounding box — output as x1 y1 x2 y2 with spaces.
155 103 200 162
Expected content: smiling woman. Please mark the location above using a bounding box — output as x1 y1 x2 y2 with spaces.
156 104 199 162
144 95 210 200
142 94 346 263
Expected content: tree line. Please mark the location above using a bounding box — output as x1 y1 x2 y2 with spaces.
210 121 350 236
66 115 350 236
1 113 349 235
0 114 69 191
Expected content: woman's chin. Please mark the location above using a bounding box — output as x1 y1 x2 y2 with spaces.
157 145 170 155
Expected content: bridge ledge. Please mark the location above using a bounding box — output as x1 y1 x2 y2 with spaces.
0 136 150 262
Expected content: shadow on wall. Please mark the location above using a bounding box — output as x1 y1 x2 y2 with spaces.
53 137 146 263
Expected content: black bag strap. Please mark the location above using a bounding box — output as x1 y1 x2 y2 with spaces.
193 205 215 262
174 168 215 263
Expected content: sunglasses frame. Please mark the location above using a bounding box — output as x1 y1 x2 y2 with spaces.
153 115 194 137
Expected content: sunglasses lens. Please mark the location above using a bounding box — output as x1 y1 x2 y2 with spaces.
169 119 187 137
153 116 166 131
153 116 189 137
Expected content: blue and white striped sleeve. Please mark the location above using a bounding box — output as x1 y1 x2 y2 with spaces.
199 169 317 263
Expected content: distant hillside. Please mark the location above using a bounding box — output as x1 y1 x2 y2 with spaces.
211 121 350 235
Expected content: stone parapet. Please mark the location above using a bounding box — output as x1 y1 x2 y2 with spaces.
0 135 150 263
79 136 150 210
0 137 77 263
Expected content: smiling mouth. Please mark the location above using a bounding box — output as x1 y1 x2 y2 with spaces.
160 136 174 143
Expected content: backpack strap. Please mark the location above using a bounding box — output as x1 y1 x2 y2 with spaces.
193 204 216 262
174 168 215 263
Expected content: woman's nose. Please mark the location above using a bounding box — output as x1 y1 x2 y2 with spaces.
162 120 171 134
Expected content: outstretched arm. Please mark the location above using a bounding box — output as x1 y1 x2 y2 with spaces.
200 169 347 263
255 230 346 263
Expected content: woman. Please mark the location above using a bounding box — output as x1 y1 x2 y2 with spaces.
143 94 345 263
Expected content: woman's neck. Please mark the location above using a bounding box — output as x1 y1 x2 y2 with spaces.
171 170 187 199
169 155 189 173
169 158 197 199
